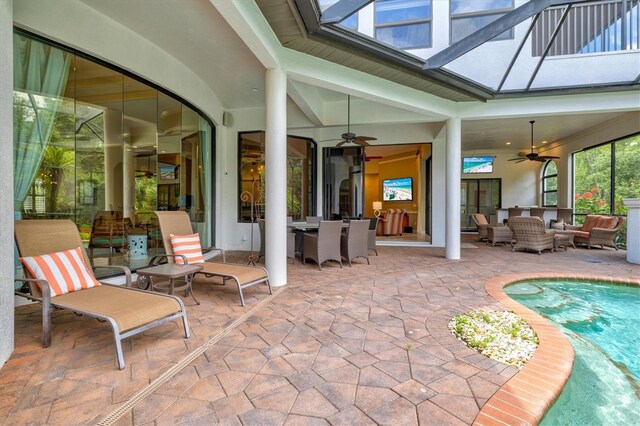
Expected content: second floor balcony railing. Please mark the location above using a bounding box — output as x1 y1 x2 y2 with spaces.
532 0 640 56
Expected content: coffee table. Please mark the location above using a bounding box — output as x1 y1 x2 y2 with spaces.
136 263 203 305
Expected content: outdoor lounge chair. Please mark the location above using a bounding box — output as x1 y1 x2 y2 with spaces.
564 214 625 250
155 211 271 306
471 213 491 241
508 216 556 254
14 219 189 370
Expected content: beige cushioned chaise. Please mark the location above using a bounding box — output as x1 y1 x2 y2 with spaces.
155 211 271 306
14 220 189 370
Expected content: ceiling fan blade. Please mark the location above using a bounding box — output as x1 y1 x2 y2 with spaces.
335 140 347 147
354 140 370 146
534 158 547 162
355 136 377 141
515 159 526 164
508 158 524 161
538 155 560 160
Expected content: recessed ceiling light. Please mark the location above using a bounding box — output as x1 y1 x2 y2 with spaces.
132 145 138 148
505 141 511 145
161 150 166 153
251 88 260 92
542 140 548 144
532 145 536 148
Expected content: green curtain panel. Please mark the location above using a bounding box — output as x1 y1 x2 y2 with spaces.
13 34 71 217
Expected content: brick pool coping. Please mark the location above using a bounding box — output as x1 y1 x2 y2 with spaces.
474 273 640 426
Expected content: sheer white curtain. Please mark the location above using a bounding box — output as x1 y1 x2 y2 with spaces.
13 34 71 219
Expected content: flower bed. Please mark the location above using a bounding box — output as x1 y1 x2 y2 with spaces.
448 309 539 368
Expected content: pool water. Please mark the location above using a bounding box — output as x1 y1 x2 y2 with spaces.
505 280 640 425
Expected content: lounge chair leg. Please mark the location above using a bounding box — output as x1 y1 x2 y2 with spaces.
236 280 246 307
266 280 272 295
182 311 190 338
114 336 125 370
42 296 51 348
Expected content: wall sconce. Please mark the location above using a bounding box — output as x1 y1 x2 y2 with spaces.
372 201 382 217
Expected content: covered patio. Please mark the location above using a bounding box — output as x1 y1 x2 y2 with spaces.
2 237 637 425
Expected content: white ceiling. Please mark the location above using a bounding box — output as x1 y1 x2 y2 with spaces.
461 112 623 152
80 0 266 109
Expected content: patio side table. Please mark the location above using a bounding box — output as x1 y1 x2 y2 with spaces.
487 226 513 246
136 263 203 305
554 231 576 251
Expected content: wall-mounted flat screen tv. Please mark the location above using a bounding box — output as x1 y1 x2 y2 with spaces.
382 177 413 201
462 156 493 174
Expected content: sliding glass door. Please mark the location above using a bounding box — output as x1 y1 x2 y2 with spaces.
323 147 364 219
461 178 501 230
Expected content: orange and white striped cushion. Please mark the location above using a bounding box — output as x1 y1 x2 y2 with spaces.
20 247 100 297
170 233 205 264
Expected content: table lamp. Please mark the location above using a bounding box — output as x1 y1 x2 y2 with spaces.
372 201 382 217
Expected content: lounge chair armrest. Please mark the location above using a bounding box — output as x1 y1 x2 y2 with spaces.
14 277 51 303
203 247 226 263
93 265 132 287
564 224 582 231
148 254 188 265
589 227 619 239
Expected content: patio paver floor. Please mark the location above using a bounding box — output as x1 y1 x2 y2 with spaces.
2 235 638 425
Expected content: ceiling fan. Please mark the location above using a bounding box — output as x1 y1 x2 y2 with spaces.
508 120 559 163
333 95 377 147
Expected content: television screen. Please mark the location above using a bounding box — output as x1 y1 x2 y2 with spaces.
382 177 413 201
159 165 177 180
462 156 493 173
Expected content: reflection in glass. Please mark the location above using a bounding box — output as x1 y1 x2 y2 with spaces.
375 0 431 24
238 132 315 222
13 31 214 272
450 0 512 15
376 22 431 49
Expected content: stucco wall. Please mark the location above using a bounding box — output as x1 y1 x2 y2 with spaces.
461 150 539 210
0 0 15 367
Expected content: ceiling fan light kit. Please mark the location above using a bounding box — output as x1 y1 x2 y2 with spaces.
508 120 559 163
335 95 377 147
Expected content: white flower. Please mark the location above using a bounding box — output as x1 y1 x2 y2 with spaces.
448 309 539 368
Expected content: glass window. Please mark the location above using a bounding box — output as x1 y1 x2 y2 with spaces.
375 0 432 49
13 31 215 274
238 132 316 222
542 161 558 207
450 0 513 44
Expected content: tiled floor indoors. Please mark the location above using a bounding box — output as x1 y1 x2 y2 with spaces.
2 235 638 425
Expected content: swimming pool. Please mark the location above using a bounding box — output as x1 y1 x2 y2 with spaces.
505 280 640 425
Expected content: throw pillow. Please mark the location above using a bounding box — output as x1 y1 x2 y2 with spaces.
20 247 100 297
551 219 565 230
170 233 205 264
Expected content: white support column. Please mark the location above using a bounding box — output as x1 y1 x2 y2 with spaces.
265 68 288 286
623 199 640 265
0 0 15 367
445 117 461 260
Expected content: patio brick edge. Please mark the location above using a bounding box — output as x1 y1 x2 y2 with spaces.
474 272 640 426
